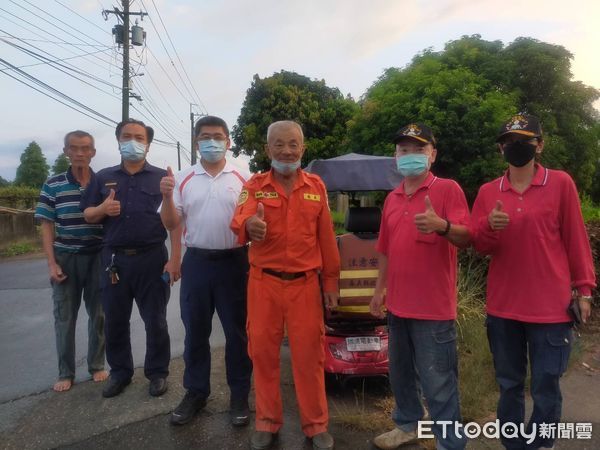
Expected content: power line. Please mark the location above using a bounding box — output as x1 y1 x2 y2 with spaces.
146 0 207 113
53 0 112 36
0 32 121 92
0 35 111 48
138 0 206 113
0 59 116 128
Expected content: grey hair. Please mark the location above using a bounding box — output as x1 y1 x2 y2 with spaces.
63 130 95 149
266 120 304 143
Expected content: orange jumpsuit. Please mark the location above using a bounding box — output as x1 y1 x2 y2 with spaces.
230 169 340 437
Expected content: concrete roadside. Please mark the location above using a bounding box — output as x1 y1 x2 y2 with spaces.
2 341 600 450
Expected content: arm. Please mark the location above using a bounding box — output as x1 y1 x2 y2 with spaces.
159 166 182 231
470 188 502 255
369 253 388 318
230 183 262 244
317 188 340 309
163 224 182 286
559 175 596 321
40 220 67 283
83 188 120 224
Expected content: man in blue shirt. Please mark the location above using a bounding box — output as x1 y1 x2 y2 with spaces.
81 118 181 398
35 130 106 392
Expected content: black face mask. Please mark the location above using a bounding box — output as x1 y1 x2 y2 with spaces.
502 141 537 167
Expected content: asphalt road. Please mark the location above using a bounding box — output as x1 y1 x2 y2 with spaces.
0 252 225 403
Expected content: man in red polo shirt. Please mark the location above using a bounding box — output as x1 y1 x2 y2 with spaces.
471 114 596 449
370 123 469 450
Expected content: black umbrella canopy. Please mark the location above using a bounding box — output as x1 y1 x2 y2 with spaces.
305 153 403 192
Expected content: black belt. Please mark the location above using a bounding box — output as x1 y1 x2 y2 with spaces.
263 268 306 281
112 244 162 256
188 246 246 260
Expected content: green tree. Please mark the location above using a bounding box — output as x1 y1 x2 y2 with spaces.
14 141 49 188
348 35 600 199
232 70 359 172
52 153 70 175
348 56 516 198
0 175 9 187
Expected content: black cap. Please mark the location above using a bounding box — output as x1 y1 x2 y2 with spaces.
393 123 436 145
497 114 543 142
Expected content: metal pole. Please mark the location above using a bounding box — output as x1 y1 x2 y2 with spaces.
190 106 196 165
121 0 130 121
177 141 181 171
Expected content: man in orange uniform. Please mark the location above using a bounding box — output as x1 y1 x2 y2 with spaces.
231 120 340 450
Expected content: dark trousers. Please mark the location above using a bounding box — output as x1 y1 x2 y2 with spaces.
101 245 171 382
486 315 572 449
180 247 252 400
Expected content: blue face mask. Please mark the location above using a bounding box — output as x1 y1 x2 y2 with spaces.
199 139 226 163
396 154 429 177
119 140 146 162
271 158 301 174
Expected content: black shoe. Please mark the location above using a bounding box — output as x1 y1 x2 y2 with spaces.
250 431 277 450
102 377 131 398
149 377 168 397
170 391 207 425
230 397 250 426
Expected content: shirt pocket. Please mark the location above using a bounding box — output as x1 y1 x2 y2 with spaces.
300 200 322 238
138 185 162 214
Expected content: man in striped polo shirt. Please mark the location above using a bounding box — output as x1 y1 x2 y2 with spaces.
35 130 106 392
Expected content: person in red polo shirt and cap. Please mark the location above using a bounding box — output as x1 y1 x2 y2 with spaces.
370 123 469 450
231 120 340 450
471 114 596 450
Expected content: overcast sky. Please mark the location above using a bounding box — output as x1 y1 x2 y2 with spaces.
1 0 598 180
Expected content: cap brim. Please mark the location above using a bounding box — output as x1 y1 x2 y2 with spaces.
496 130 539 142
394 135 430 145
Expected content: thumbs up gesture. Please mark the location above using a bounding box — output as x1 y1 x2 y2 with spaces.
102 188 121 217
414 195 445 234
488 200 509 231
246 202 267 241
160 166 175 197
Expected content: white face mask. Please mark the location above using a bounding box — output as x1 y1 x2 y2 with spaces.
119 140 146 161
199 139 226 163
271 158 301 174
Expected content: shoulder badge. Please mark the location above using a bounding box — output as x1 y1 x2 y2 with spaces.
238 189 249 205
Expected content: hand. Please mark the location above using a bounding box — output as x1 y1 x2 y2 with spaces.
414 195 446 234
245 202 267 241
578 297 592 324
49 262 67 284
160 166 175 197
370 292 386 319
488 200 509 231
323 291 339 310
102 189 121 217
163 259 181 287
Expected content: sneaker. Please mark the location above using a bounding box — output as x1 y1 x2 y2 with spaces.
312 431 334 450
169 391 207 425
250 431 277 450
229 397 250 426
373 428 418 450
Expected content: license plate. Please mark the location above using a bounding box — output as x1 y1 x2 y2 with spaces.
346 336 381 352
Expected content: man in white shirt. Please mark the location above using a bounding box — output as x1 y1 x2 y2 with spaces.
160 116 252 427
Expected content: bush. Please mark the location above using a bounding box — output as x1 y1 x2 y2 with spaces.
0 186 39 210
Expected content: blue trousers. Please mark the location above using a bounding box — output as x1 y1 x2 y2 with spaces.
486 315 572 450
180 247 252 400
52 251 105 380
101 245 171 382
388 315 466 450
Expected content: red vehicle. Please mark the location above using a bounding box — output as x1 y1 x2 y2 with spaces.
306 153 402 381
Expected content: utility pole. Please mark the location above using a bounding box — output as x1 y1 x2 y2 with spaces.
190 103 202 166
103 1 147 121
177 141 181 171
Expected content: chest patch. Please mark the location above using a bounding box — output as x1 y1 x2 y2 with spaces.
255 191 278 199
303 193 321 202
